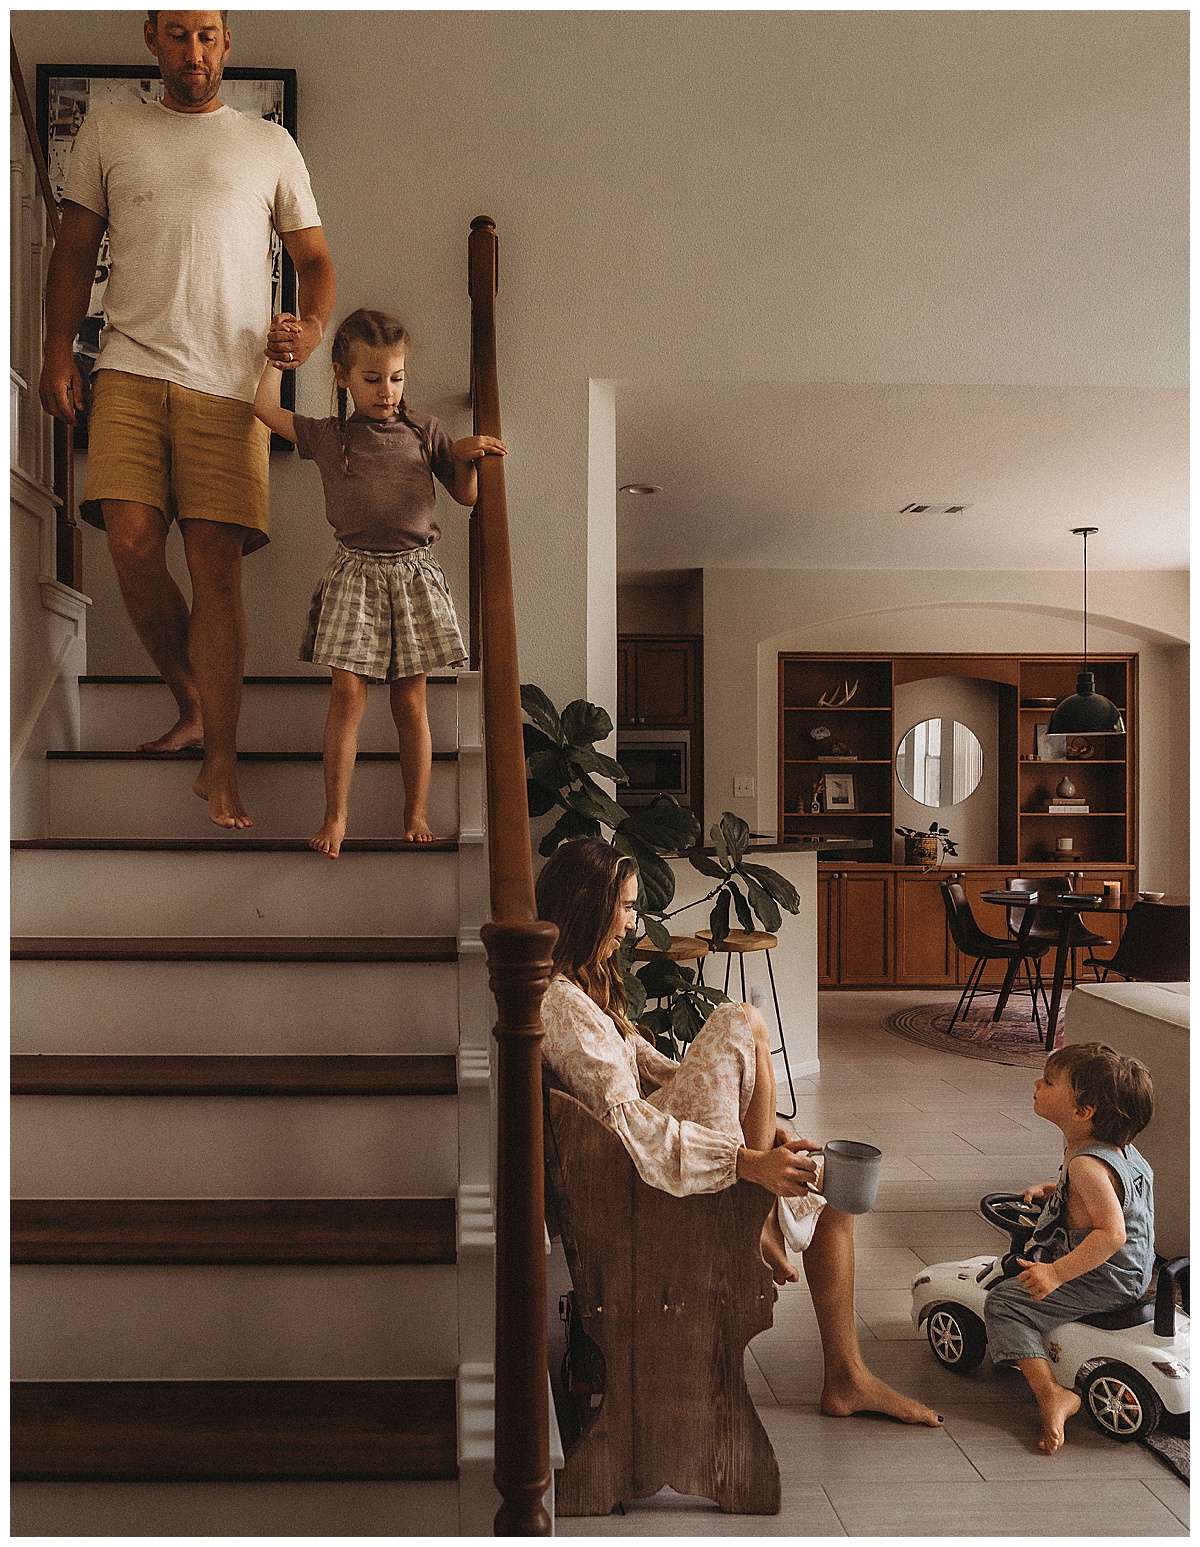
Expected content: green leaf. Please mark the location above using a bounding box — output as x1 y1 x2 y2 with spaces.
622 963 647 1023
537 808 600 857
719 811 751 863
740 862 801 914
527 779 557 819
710 819 730 867
520 683 562 743
528 747 574 792
565 781 629 830
522 722 558 762
670 996 696 1046
560 699 613 748
688 850 727 879
693 984 731 1014
709 888 731 946
635 953 684 999
730 880 755 933
568 745 628 783
620 802 701 855
744 876 783 934
639 913 673 953
613 832 676 914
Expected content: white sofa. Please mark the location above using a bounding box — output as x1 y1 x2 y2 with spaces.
1064 982 1189 1259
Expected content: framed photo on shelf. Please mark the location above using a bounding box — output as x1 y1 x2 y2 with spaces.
1035 723 1068 761
35 64 298 447
821 772 856 812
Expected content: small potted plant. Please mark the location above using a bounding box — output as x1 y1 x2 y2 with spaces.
895 821 959 869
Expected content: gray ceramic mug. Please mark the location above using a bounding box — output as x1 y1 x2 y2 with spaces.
819 1139 883 1215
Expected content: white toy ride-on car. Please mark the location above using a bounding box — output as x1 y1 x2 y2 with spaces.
911 1193 1190 1443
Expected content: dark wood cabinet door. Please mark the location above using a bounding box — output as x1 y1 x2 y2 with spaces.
633 640 694 725
895 873 957 986
616 641 633 726
837 873 893 985
817 875 836 986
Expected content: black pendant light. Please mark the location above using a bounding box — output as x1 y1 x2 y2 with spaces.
1047 527 1125 736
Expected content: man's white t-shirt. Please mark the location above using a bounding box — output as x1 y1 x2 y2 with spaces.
63 100 321 404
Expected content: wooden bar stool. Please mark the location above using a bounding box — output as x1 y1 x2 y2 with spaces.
694 929 797 1120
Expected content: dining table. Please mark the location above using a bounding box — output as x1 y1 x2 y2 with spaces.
979 888 1139 1050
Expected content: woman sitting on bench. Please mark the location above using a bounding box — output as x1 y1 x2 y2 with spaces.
536 837 942 1428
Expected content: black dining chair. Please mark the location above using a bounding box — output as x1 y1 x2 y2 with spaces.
1005 877 1108 988
1083 900 1190 983
940 882 1050 1038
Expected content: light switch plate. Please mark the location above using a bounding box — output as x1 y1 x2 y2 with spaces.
734 777 755 798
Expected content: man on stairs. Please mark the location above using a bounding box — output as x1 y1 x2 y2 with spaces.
39 9 336 829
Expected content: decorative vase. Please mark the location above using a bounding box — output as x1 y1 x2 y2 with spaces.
904 834 940 866
1055 775 1077 799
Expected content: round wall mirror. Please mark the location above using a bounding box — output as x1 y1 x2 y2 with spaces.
896 718 984 808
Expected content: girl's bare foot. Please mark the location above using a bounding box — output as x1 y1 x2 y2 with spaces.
821 1367 943 1427
193 763 252 829
404 814 436 843
760 1204 800 1285
139 714 204 754
310 815 347 858
1034 1386 1081 1453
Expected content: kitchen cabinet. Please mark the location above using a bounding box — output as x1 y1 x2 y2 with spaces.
819 869 893 986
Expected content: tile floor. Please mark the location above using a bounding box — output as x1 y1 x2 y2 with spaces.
556 989 1189 1537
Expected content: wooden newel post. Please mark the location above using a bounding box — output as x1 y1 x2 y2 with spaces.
483 917 558 1537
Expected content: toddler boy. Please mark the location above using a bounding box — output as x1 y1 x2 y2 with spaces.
984 1041 1155 1453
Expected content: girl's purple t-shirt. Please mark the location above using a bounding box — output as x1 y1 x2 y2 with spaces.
294 409 457 551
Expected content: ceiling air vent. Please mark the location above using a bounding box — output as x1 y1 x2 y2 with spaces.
899 502 973 515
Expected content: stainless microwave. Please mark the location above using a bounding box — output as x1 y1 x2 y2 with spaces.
616 727 690 806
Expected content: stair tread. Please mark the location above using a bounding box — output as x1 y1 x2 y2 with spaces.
11 1378 457 1480
47 749 458 762
12 1197 456 1264
11 1053 457 1096
13 837 459 853
79 674 461 686
12 937 459 963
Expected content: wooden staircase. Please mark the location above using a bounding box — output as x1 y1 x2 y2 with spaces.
10 671 502 1534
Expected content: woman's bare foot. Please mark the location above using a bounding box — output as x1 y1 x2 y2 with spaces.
404 813 436 843
821 1367 943 1427
310 814 347 858
193 762 252 829
1034 1385 1081 1453
138 714 204 754
760 1204 800 1285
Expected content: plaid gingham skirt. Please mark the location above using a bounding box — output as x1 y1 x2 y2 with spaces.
300 542 467 682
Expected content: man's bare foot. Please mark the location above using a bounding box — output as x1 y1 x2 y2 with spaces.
137 715 204 754
821 1367 943 1427
1034 1385 1081 1453
310 815 347 858
760 1205 800 1285
193 763 252 830
404 814 437 843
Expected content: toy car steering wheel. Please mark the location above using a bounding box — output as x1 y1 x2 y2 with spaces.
980 1193 1043 1233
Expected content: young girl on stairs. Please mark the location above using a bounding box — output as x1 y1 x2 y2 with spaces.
254 308 504 855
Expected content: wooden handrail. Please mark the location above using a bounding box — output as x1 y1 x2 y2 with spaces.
468 215 556 1535
10 37 81 592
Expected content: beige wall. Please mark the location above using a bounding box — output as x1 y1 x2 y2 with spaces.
11 10 1187 718
617 575 703 636
893 676 999 866
701 567 1189 893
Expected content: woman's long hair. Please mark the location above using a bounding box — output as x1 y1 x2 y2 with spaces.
535 838 638 1030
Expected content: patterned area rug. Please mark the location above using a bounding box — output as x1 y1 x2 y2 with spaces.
1144 1416 1189 1482
883 1000 1054 1067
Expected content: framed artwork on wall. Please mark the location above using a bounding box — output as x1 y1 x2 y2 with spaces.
35 65 299 445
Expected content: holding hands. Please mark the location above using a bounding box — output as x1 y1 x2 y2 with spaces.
266 311 323 370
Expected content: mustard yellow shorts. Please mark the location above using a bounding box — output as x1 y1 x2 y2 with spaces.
81 368 271 554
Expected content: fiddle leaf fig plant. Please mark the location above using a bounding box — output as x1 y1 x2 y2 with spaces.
522 686 803 1056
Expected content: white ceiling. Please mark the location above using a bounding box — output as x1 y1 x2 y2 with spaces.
615 382 1188 574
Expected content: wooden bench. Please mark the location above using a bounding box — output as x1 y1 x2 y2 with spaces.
544 1084 781 1515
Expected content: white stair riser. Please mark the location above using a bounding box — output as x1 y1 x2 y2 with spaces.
12 850 459 937
11 960 460 1054
13 1265 458 1380
79 679 460 754
47 759 458 839
11 1482 461 1538
12 1095 457 1196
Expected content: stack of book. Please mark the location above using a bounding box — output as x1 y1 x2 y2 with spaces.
1047 796 1089 814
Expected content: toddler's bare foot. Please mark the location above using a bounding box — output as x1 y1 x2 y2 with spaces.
310 815 347 858
821 1368 943 1427
404 814 436 843
760 1205 799 1285
193 762 252 829
1034 1386 1081 1453
138 714 203 754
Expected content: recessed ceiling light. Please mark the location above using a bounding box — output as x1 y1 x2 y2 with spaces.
620 484 662 495
898 502 973 515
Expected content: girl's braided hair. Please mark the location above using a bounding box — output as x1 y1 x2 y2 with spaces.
331 308 432 475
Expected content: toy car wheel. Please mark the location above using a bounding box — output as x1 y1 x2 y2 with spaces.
926 1302 988 1372
1082 1363 1163 1441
